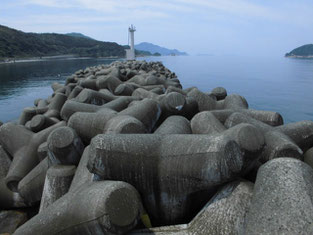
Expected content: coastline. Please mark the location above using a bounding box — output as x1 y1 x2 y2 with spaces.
285 55 313 59
0 54 122 65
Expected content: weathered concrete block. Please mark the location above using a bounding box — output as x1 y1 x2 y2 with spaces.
69 146 94 192
187 87 216 111
103 115 146 134
96 75 122 92
210 86 227 101
118 98 161 133
87 133 248 225
68 108 117 142
37 142 48 162
154 116 192 134
0 145 11 178
244 158 313 234
0 210 27 234
60 96 137 121
14 181 142 235
44 92 67 118
131 181 254 234
47 126 84 165
191 111 226 135
0 121 66 192
225 112 303 163
304 147 313 169
0 178 26 209
275 120 313 152
67 85 83 99
18 107 48 125
29 114 58 132
74 88 114 105
39 165 76 212
17 157 50 204
114 83 135 96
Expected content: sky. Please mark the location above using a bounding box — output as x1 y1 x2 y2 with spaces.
1 0 313 56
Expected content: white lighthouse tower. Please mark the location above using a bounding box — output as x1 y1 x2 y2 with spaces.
126 25 136 60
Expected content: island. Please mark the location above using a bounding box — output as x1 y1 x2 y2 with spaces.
285 44 313 58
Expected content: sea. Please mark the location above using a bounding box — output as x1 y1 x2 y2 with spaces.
0 55 312 124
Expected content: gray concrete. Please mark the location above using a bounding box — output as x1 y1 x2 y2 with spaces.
131 181 254 235
69 146 94 192
44 92 67 118
0 145 12 178
304 147 313 169
187 87 216 111
47 126 84 165
275 120 313 152
210 86 227 101
225 112 303 163
0 121 65 192
39 165 76 212
0 210 27 234
18 107 48 125
74 88 114 105
60 96 137 121
30 114 58 132
244 158 313 234
14 181 142 235
114 83 134 96
0 178 26 209
96 74 122 92
154 116 192 134
191 111 226 135
37 141 48 162
68 108 117 142
103 115 146 134
87 133 250 225
17 157 50 204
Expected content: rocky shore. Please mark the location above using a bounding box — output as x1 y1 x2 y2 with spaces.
0 60 313 234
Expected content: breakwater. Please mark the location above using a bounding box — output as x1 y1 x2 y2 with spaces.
0 60 313 234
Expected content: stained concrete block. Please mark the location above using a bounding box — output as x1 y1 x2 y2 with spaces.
131 181 254 235
0 210 27 234
39 165 76 212
14 181 142 235
47 126 84 165
17 157 50 204
87 132 255 225
0 121 66 192
154 116 192 135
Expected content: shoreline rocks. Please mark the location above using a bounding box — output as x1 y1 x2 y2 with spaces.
0 60 312 234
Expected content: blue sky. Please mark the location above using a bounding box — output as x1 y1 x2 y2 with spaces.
1 0 313 56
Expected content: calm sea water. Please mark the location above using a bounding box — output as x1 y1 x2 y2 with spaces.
0 55 312 123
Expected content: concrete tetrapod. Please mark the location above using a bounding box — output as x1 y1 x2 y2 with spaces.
0 121 66 192
154 116 192 134
14 181 143 235
244 158 313 234
87 130 263 225
68 146 94 193
39 165 76 212
68 99 161 142
60 96 137 121
47 126 84 165
224 112 304 163
17 157 50 204
191 112 265 173
131 180 254 235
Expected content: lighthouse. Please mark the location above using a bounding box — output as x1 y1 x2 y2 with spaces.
126 25 136 60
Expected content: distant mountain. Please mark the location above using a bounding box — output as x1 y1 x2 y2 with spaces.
135 42 187 56
0 25 125 59
285 44 313 58
65 32 93 40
